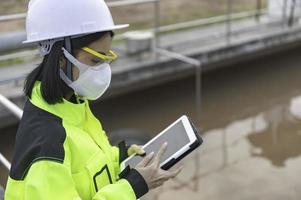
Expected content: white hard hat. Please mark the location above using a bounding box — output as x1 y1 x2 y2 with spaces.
23 0 129 44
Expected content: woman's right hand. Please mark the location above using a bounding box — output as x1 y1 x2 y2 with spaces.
134 142 183 190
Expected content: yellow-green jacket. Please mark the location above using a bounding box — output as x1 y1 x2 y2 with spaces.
5 81 148 200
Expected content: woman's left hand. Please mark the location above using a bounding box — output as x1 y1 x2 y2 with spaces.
127 144 146 157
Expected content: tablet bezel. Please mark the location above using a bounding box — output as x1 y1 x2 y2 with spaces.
121 115 198 168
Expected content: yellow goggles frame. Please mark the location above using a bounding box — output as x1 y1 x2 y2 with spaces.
82 47 118 61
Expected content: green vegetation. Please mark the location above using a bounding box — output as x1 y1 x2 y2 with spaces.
111 0 268 30
0 57 26 68
1 0 267 32
0 48 40 68
0 0 30 15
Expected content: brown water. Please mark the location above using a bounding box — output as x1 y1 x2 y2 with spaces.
1 47 301 199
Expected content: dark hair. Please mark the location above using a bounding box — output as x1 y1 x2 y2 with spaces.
24 31 114 104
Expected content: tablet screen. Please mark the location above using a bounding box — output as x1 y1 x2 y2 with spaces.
123 120 191 168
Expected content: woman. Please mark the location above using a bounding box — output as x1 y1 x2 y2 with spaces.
5 0 183 199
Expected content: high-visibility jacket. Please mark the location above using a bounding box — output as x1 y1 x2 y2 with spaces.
5 81 148 200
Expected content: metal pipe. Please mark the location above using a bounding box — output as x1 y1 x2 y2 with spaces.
154 48 202 125
195 60 202 125
0 13 26 22
0 94 23 119
154 48 201 66
0 32 33 53
108 0 158 7
0 94 23 171
0 49 38 62
0 76 26 85
0 152 11 171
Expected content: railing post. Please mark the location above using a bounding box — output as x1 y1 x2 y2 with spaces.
0 94 23 172
226 0 233 45
282 0 288 26
195 61 202 126
256 0 262 23
288 0 297 27
154 48 202 126
154 0 161 62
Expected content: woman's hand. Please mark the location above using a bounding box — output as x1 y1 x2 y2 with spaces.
134 142 183 190
127 144 146 157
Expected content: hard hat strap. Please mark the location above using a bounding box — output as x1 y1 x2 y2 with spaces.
64 37 73 81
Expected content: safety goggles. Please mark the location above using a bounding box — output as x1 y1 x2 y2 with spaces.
82 47 118 65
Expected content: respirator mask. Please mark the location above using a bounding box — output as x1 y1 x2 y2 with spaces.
59 47 117 100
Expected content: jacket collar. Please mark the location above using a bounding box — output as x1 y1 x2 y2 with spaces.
29 81 88 126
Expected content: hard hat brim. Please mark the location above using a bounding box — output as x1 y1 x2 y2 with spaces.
22 24 129 44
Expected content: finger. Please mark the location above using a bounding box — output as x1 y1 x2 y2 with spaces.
136 152 155 167
153 142 168 167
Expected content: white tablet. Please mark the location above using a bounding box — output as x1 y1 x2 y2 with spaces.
121 115 203 170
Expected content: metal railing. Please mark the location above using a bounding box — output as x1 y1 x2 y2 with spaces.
0 152 11 171
0 10 267 62
0 0 161 53
0 94 23 171
0 0 159 22
0 94 23 119
0 13 26 22
155 9 266 33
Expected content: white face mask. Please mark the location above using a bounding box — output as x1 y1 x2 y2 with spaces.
60 47 112 100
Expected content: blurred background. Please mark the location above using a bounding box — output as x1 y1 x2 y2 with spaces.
1 0 301 199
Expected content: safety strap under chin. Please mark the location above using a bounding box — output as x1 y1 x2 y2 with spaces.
64 37 73 81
